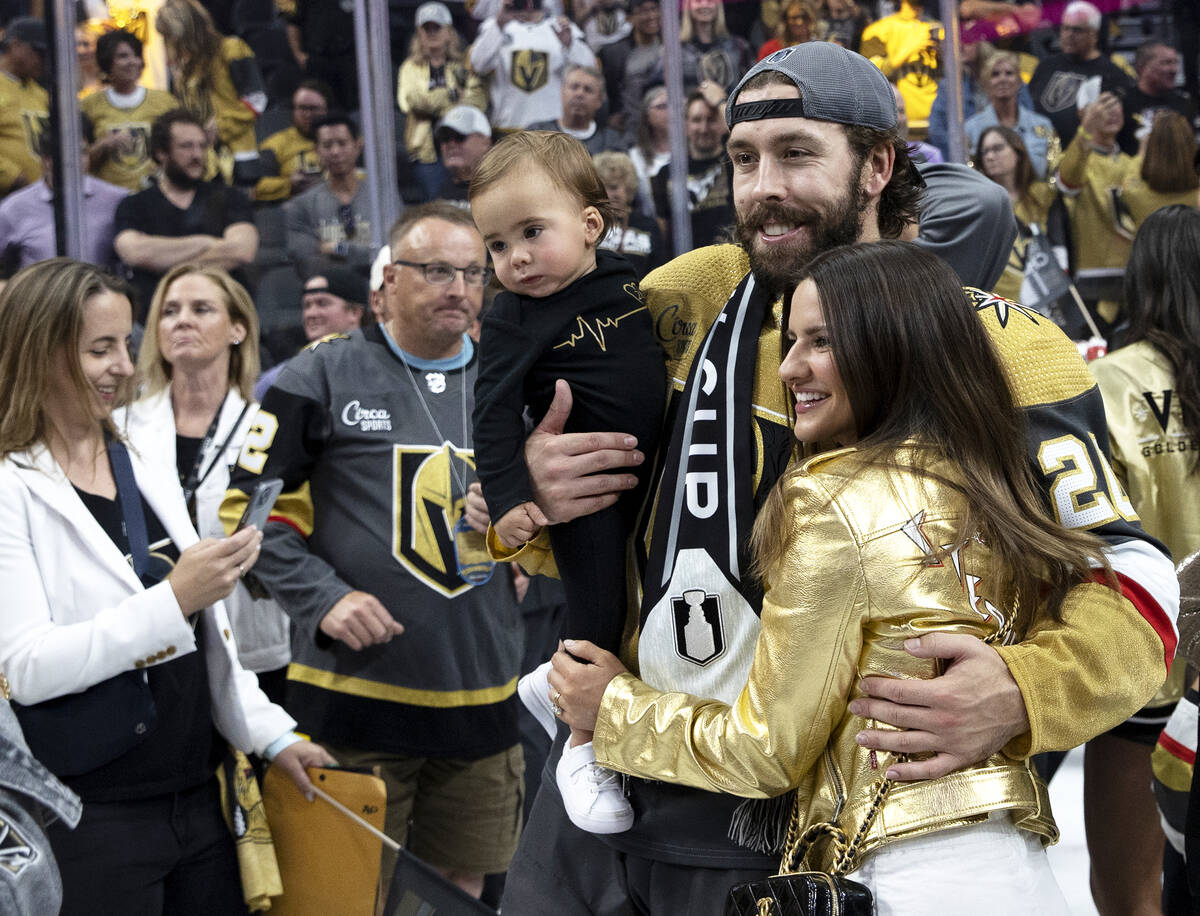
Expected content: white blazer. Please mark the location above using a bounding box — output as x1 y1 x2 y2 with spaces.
118 387 291 673
0 442 295 757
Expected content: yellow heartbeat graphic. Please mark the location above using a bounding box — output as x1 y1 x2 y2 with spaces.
552 306 648 352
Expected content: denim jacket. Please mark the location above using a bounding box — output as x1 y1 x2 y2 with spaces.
0 684 81 915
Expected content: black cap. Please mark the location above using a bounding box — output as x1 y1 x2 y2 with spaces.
304 266 368 307
5 17 47 53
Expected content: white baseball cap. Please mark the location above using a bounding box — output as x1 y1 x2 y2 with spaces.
435 105 492 140
370 244 390 293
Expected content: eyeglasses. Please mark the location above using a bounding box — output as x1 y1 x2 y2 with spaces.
392 259 492 286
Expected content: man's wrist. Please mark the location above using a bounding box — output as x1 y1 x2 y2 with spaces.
265 731 303 760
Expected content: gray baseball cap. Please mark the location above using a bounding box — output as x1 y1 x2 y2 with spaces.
725 43 897 131
416 2 453 27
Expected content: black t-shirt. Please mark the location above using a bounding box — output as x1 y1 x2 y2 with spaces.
291 0 356 55
1029 53 1137 153
650 153 735 250
66 488 221 802
113 181 254 321
1122 86 1199 135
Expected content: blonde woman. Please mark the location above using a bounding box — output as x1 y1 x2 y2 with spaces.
397 1 486 201
119 265 292 702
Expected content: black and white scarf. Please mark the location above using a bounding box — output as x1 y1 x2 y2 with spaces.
635 271 780 706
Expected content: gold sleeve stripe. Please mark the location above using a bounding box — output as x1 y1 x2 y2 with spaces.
287 663 518 708
1151 740 1194 793
271 483 315 537
219 487 250 537
220 482 315 537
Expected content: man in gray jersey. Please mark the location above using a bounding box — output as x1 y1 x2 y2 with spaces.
223 202 523 900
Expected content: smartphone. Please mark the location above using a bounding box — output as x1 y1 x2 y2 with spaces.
236 478 284 533
1075 75 1102 110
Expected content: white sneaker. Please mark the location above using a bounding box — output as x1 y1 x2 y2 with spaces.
556 741 634 834
517 661 557 740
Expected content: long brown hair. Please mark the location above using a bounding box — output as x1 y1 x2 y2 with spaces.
1123 205 1200 468
138 264 261 402
973 125 1036 202
155 0 223 115
0 259 135 459
1141 111 1200 194
752 241 1107 627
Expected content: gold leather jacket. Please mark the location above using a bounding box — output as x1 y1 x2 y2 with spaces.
594 445 1058 871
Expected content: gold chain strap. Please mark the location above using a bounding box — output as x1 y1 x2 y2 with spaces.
772 581 1014 881
778 752 908 878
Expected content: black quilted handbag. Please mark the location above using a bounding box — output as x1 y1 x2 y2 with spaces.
725 870 873 916
725 758 904 916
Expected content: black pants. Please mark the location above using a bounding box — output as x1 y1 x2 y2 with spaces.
500 782 772 916
550 497 640 657
49 778 247 916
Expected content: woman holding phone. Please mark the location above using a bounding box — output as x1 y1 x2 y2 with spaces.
0 258 333 915
120 265 292 704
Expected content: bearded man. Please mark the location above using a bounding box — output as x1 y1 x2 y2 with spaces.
114 109 258 321
498 42 1178 916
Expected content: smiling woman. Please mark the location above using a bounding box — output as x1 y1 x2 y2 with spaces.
0 258 334 916
551 241 1111 914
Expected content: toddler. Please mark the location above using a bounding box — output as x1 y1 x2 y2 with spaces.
469 131 666 834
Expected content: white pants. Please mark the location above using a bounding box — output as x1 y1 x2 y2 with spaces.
849 813 1070 916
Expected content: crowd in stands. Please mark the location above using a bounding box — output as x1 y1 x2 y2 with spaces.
0 0 1194 345
0 0 1198 913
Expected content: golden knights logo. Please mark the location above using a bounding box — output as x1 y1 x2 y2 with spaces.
671 588 725 666
0 813 37 878
392 441 478 598
511 50 549 93
699 49 735 91
112 125 152 170
21 111 48 156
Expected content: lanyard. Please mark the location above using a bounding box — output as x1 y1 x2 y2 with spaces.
107 437 149 581
180 394 250 506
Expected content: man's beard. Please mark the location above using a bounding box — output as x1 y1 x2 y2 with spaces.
734 173 866 296
165 159 203 190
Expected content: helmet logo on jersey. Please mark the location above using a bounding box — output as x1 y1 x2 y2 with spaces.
393 442 478 597
511 50 549 93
